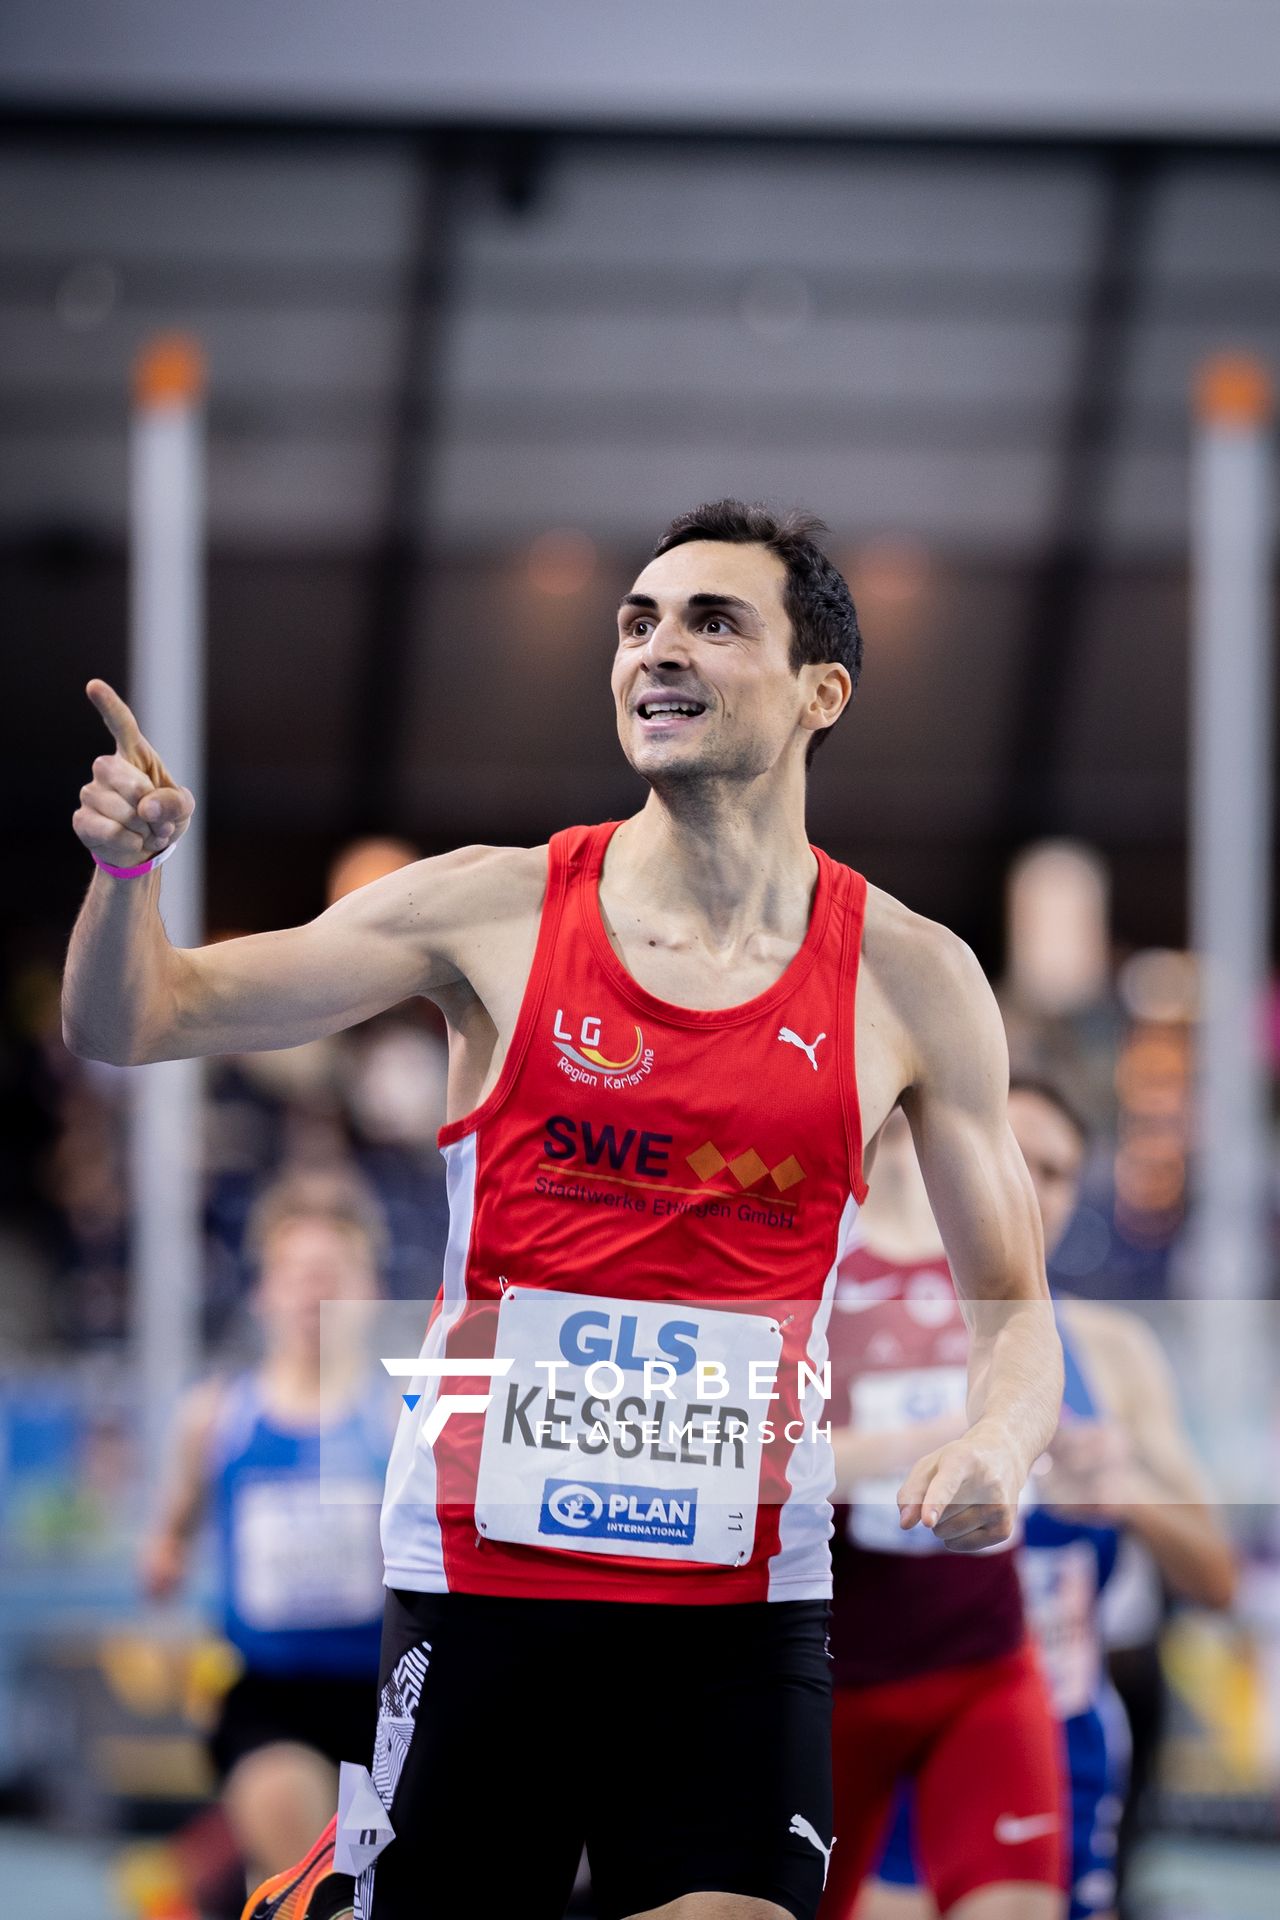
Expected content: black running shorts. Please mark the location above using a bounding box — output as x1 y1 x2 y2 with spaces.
210 1667 379 1782
356 1588 834 1920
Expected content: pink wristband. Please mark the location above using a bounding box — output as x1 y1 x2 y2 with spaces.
92 840 179 880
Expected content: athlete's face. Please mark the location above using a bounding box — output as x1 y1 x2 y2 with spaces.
612 540 842 784
1008 1091 1086 1257
256 1218 378 1351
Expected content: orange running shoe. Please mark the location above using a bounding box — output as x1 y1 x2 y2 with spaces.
240 1816 355 1920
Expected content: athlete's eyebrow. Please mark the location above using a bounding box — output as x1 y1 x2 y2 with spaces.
617 592 762 619
686 592 760 620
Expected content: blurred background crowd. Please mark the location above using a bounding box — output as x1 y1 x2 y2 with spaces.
4 3 1280 1916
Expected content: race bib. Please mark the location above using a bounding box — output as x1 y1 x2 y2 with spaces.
474 1288 782 1566
233 1476 386 1630
846 1365 969 1555
1021 1540 1101 1718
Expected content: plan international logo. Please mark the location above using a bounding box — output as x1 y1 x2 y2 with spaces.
539 1479 699 1547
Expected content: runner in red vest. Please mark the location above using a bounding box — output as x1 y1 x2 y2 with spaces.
64 500 1063 1920
821 1108 1063 1920
823 1084 1237 1920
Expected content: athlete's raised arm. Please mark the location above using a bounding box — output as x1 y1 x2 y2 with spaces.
63 679 536 1064
883 918 1063 1550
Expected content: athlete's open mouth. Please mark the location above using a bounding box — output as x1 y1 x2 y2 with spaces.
635 698 708 723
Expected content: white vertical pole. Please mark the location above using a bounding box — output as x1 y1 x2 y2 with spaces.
1189 355 1273 1304
129 336 207 1484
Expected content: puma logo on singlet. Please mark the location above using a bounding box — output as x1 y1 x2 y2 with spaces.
994 1812 1058 1845
778 1026 826 1070
789 1813 835 1885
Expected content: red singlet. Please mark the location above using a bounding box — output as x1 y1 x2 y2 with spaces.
381 820 869 1604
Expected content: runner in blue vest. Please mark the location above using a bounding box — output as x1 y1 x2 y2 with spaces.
141 1173 391 1898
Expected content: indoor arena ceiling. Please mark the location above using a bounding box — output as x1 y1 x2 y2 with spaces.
4 124 1280 946
4 136 1280 551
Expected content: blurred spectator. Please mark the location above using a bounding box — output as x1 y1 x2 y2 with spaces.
338 1008 450 1302
13 954 451 1354
325 837 420 907
999 840 1125 1137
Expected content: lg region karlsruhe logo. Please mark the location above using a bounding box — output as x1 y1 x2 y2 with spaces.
552 1007 654 1086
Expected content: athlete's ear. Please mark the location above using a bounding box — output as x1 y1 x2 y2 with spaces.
803 662 851 736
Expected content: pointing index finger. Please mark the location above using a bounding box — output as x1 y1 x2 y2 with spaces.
897 1451 937 1531
87 679 145 766
916 1453 970 1531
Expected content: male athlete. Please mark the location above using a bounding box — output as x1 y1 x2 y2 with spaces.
835 1080 1236 1920
64 501 1063 1920
821 1103 1065 1920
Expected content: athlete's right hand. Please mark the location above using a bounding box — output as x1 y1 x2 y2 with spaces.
139 1529 188 1602
74 679 195 869
897 1421 1022 1552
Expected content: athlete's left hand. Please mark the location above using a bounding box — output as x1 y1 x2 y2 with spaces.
897 1421 1023 1551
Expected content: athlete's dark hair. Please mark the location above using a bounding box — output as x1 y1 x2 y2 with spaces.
652 499 862 767
1007 1073 1091 1148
